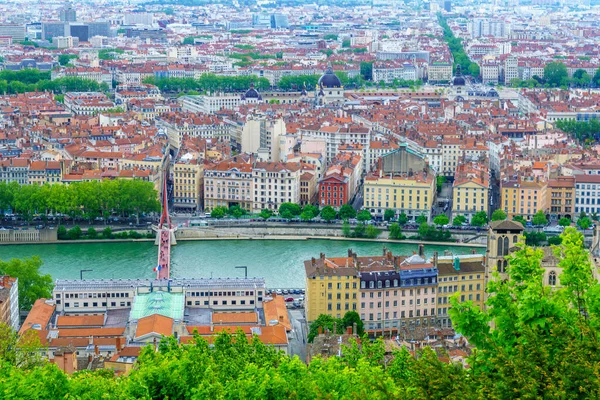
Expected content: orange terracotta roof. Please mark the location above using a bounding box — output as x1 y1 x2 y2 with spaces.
19 299 55 335
57 327 125 337
135 314 173 339
211 312 258 324
56 315 104 328
263 295 291 332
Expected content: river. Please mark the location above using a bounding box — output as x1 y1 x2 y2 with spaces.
0 239 484 289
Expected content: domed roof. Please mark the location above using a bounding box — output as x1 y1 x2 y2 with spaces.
241 83 262 100
318 66 342 89
453 65 466 86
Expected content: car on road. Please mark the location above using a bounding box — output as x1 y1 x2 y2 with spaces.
284 297 294 302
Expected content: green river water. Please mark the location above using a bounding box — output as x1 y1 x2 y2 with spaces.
0 240 483 289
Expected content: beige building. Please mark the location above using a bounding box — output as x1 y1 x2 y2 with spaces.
501 178 547 220
173 159 204 211
203 159 254 212
546 176 575 221
252 162 302 213
427 63 453 83
452 162 489 222
241 117 286 162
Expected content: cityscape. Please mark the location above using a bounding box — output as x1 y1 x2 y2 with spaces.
1 0 600 397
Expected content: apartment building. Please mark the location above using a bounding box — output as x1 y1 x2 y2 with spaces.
452 162 489 222
204 159 254 212
546 176 575 221
427 63 452 83
436 255 485 328
179 94 242 114
156 113 234 149
501 178 547 220
304 252 361 323
298 124 371 162
241 117 286 162
318 152 362 208
173 159 204 211
0 158 29 184
252 162 302 213
0 276 19 331
28 161 62 185
367 140 400 172
63 92 115 115
574 174 600 215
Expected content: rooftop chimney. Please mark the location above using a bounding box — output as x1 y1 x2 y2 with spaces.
418 244 425 257
433 251 438 268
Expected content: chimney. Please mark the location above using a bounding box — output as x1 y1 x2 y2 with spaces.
94 345 99 356
472 249 476 254
348 249 353 257
320 252 325 260
353 322 357 336
116 337 122 350
382 246 387 256
387 251 392 261
418 244 424 257
311 257 316 266
347 326 352 334
433 251 438 268
318 326 323 335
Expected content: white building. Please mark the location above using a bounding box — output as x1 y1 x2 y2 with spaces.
179 94 241 114
252 162 302 213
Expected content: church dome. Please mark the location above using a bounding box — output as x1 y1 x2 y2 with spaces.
241 83 262 100
318 66 342 89
452 64 466 86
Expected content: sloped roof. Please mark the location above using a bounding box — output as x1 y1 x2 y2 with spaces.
135 314 173 339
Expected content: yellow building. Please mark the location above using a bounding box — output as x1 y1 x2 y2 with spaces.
435 254 486 328
501 178 547 220
546 176 575 221
364 171 435 222
452 162 489 222
304 253 360 323
173 160 203 211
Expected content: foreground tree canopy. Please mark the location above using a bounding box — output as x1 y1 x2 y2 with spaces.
2 228 600 398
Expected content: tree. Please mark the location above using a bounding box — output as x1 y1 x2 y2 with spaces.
357 209 372 223
58 54 77 66
102 227 112 239
594 66 600 87
342 39 351 48
0 322 46 369
383 209 395 222
360 61 373 81
513 215 527 225
300 210 314 222
320 206 336 222
524 231 547 246
86 227 98 239
416 214 427 225
67 225 82 240
339 204 357 220
532 210 548 227
258 208 272 221
544 62 568 87
308 314 343 342
342 221 352 237
57 225 67 240
577 213 592 231
433 215 449 227
471 211 488 227
365 225 380 239
0 257 53 311
449 227 600 399
558 217 571 227
491 209 507 221
398 212 408 226
436 176 446 193
453 215 467 226
341 311 364 336
388 223 404 240
278 203 301 219
210 206 227 219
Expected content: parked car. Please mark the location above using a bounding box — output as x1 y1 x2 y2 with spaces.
285 297 294 302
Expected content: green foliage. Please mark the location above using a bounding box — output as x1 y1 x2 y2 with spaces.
415 214 427 225
57 225 67 239
544 61 568 86
532 210 548 226
398 212 408 226
383 209 395 221
547 235 562 245
278 202 301 219
227 205 247 219
491 209 507 221
320 205 336 221
342 39 351 47
577 212 592 230
339 204 356 220
342 221 352 237
365 224 380 239
437 15 479 77
418 223 452 241
258 208 272 220
470 211 488 227
558 217 571 227
58 54 78 66
182 35 212 44
98 48 124 60
0 323 46 369
555 119 600 144
594 66 600 87
436 175 446 193
210 206 228 219
513 215 527 225
323 33 338 40
54 94 64 103
524 230 546 246
433 214 449 226
86 228 97 239
357 209 372 222
67 225 82 240
142 73 270 93
102 227 112 239
388 223 405 240
277 74 320 91
453 215 466 226
360 61 373 81
308 312 363 342
450 227 600 398
0 257 53 310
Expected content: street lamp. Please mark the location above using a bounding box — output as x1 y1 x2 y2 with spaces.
80 269 93 280
235 266 248 279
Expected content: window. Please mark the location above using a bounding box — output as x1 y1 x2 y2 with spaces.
548 271 557 286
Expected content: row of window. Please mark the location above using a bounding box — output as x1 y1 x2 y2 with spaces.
56 292 131 299
185 291 260 297
360 297 435 309
187 299 255 306
362 308 436 320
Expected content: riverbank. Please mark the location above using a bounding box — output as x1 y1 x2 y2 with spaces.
0 234 486 248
